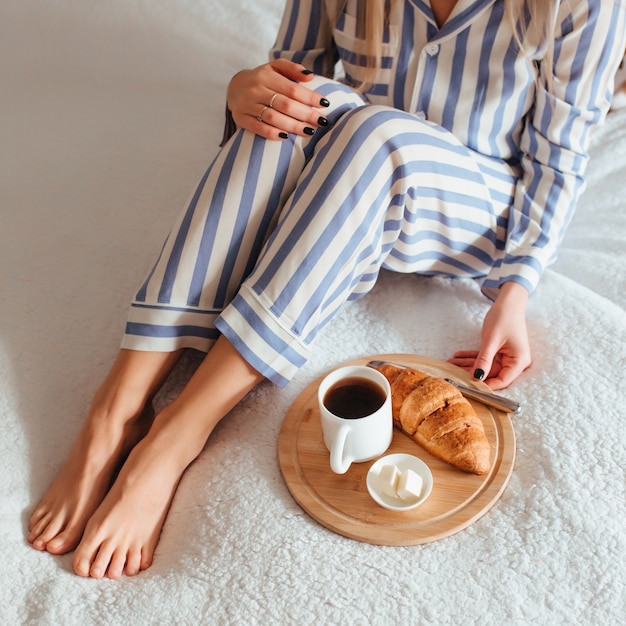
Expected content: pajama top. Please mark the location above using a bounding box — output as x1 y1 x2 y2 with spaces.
270 0 626 295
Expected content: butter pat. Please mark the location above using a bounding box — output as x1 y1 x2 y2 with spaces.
396 468 423 501
377 464 400 498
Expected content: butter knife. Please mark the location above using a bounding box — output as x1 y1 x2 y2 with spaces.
366 359 522 415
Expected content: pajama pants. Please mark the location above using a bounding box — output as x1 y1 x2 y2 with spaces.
122 76 518 387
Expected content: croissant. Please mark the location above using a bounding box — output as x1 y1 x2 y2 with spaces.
375 364 491 475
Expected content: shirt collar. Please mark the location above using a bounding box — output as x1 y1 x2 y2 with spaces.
407 0 499 34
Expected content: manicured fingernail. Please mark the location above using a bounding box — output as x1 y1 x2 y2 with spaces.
304 127 315 135
279 132 289 139
473 368 485 381
319 97 330 107
317 116 328 127
301 69 313 75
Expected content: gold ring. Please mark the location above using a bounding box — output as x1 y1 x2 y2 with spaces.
269 92 279 109
257 105 270 123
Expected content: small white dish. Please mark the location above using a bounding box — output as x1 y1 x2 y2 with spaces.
366 453 433 511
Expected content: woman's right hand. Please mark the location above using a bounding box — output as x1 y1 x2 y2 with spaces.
226 59 330 140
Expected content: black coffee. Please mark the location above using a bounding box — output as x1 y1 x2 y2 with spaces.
323 377 386 419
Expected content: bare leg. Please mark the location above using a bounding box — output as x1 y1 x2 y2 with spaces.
72 336 263 579
27 349 182 554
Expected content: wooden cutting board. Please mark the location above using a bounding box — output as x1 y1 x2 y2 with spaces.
278 354 516 545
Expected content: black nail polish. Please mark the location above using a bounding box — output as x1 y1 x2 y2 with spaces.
317 116 328 127
319 97 330 107
304 127 315 135
301 69 313 75
279 132 289 139
473 368 485 381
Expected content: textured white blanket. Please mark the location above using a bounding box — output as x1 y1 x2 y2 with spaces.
1 1 625 624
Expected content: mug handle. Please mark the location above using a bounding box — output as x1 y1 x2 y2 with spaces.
329 424 351 474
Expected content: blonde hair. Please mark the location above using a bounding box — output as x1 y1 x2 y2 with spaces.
347 0 556 91
506 0 557 73
360 0 392 90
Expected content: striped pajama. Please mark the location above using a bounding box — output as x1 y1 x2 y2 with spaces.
272 0 626 296
121 0 626 386
122 76 517 386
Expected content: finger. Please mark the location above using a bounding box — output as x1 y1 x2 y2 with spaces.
269 92 330 128
447 356 475 369
256 99 328 137
232 102 292 140
264 85 331 128
450 350 480 359
267 62 331 111
232 113 291 141
483 366 519 391
269 58 317 84
447 350 479 372
471 348 497 383
242 110 315 140
485 355 531 390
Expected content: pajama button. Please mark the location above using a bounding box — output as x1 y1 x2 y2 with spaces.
426 43 439 56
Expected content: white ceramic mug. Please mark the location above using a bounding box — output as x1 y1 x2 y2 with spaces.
318 365 393 474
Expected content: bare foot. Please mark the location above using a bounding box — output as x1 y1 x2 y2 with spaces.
69 337 264 578
27 401 154 555
72 420 187 579
27 349 181 556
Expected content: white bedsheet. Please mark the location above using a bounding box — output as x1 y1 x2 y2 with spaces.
1 1 624 624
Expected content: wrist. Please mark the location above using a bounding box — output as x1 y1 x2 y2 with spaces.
496 281 529 306
227 69 250 105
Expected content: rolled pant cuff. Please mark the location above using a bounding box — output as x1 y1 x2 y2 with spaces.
215 285 311 388
121 302 220 353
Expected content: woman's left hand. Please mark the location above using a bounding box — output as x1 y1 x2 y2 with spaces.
448 282 532 390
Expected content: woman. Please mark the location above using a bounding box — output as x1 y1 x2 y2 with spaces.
27 0 626 579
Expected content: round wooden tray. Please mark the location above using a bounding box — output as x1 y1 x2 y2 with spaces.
278 354 516 545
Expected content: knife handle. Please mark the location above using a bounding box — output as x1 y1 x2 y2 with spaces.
444 379 522 414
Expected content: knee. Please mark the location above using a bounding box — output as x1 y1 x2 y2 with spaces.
304 75 370 122
330 105 420 143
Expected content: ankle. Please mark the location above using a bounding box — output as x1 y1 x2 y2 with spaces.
89 381 151 427
89 349 181 428
147 408 215 470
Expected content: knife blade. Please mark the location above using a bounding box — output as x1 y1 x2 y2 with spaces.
366 359 522 415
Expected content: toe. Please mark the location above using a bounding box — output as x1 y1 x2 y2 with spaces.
124 549 142 577
107 549 127 579
27 509 51 535
28 504 48 532
74 555 93 577
29 514 63 551
73 540 100 577
139 548 154 572
46 528 82 555
89 542 116 579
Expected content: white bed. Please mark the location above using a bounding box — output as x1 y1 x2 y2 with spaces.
1 1 624 624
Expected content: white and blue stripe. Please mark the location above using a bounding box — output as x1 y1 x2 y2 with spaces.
271 0 626 295
122 1 626 385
